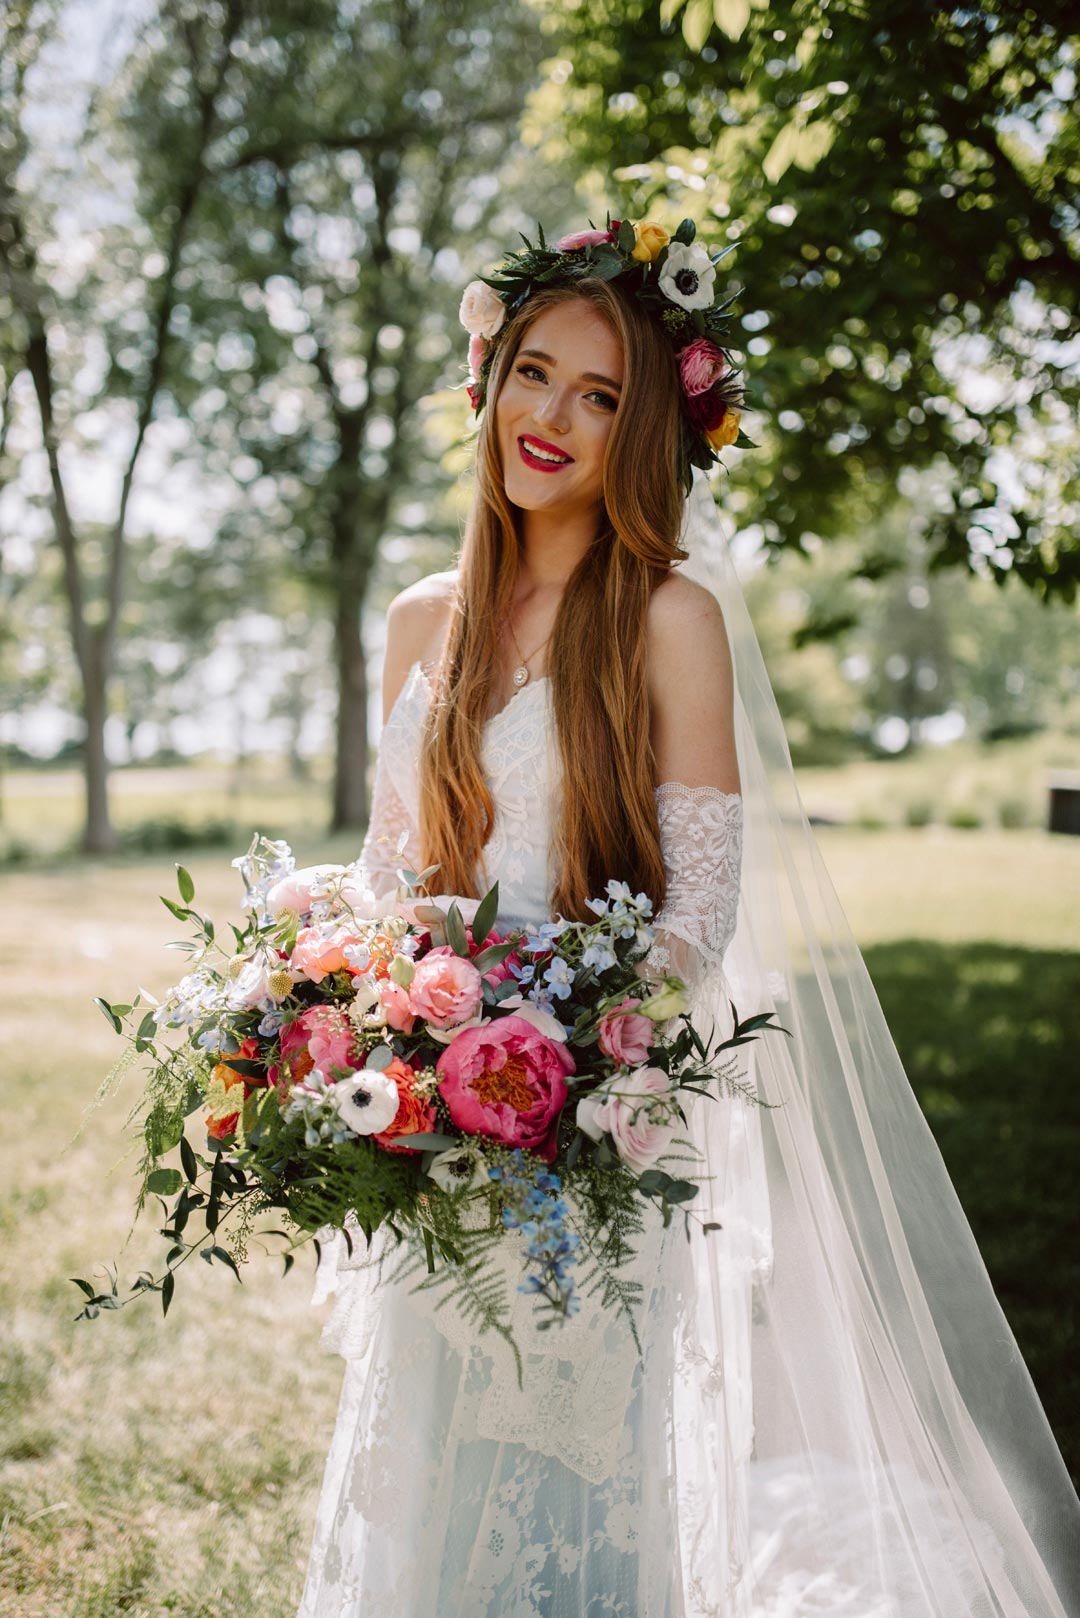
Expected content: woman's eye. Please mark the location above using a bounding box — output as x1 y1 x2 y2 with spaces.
589 391 618 411
518 364 545 381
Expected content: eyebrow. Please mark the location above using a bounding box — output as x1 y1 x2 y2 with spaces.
517 348 622 393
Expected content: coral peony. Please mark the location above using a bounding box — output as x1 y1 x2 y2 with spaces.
437 1014 574 1162
373 1057 436 1153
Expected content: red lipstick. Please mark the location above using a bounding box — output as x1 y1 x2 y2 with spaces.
518 434 574 472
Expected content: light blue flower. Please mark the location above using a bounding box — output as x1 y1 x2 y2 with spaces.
542 956 574 999
582 940 618 973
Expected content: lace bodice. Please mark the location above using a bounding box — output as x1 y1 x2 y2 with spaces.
314 657 746 1484
359 659 743 977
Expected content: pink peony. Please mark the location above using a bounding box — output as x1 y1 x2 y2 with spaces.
556 226 618 251
585 1066 677 1175
409 951 485 1029
678 338 729 399
437 1014 575 1162
378 977 416 1034
597 997 654 1067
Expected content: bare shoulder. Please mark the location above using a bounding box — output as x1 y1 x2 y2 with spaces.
646 570 733 689
382 568 459 722
646 569 739 792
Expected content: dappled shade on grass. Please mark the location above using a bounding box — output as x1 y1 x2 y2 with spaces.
863 939 1079 1489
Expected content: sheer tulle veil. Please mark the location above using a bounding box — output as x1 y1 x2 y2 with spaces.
669 467 1079 1615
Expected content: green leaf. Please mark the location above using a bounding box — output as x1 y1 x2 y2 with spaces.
147 1168 182 1195
702 1222 724 1232
617 218 637 255
135 1010 158 1046
663 1179 699 1204
220 1057 264 1079
93 997 122 1034
176 865 195 903
446 902 471 958
161 1269 175 1317
160 895 195 922
636 1168 673 1195
210 1246 243 1282
179 1136 199 1184
71 1277 97 1299
364 1044 394 1072
471 881 500 946
392 1132 459 1152
472 941 517 973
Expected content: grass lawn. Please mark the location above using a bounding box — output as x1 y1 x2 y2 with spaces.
1 825 1077 1614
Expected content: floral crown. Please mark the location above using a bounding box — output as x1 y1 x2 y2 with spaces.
457 214 748 494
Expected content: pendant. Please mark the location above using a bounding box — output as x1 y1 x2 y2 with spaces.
512 664 530 687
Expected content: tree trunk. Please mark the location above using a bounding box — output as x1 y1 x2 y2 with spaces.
82 629 117 854
330 553 370 834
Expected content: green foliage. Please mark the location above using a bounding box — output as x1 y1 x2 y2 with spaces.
543 0 1080 598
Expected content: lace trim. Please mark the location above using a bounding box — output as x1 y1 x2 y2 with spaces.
646 783 743 986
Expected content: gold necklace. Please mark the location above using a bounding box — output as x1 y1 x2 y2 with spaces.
507 618 554 688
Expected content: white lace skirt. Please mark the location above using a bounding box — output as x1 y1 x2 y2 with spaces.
295 1269 685 1618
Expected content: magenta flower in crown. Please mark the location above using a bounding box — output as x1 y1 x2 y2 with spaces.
678 337 730 398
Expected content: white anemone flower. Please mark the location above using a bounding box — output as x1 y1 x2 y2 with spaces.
658 242 717 311
427 1143 491 1194
325 1069 400 1136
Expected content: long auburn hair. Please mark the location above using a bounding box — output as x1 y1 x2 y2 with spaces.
417 277 688 922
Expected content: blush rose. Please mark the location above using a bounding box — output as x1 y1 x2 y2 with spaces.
597 997 654 1067
408 952 485 1029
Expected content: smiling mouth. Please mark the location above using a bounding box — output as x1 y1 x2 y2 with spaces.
518 435 574 471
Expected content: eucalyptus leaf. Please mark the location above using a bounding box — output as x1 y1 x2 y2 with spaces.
147 1168 182 1195
364 1044 394 1072
471 881 500 945
446 902 471 958
161 1270 175 1316
93 997 122 1034
176 864 195 903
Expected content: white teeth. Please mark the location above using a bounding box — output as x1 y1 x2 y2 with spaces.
523 439 570 464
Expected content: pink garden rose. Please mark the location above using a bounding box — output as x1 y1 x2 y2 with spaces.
265 863 374 921
426 928 522 987
467 332 487 382
578 1065 677 1175
378 977 416 1034
458 279 507 339
437 1014 575 1162
408 951 485 1029
597 997 654 1067
678 338 729 399
285 1004 357 1075
291 925 365 984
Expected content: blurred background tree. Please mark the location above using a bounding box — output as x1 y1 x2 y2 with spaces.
535 0 1080 597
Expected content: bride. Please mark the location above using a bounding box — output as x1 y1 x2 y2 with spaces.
296 216 1080 1617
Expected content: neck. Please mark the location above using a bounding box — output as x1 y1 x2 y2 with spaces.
516 502 602 589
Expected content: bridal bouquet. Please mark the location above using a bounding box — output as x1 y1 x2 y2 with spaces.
75 834 781 1364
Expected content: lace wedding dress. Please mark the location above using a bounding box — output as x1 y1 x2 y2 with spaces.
296 660 751 1618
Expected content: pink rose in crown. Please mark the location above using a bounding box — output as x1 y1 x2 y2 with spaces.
597 996 654 1067
678 338 729 398
467 332 487 382
408 952 485 1029
437 1015 575 1163
555 222 620 251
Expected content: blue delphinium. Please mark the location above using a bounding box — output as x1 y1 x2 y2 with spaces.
489 1151 581 1321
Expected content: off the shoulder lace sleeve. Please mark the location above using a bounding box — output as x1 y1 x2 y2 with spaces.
645 782 743 987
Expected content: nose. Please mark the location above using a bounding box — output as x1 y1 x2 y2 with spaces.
533 384 571 434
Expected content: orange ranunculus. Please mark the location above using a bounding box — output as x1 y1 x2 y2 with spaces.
373 1057 435 1154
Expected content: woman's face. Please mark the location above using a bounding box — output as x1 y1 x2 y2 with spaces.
494 299 623 523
